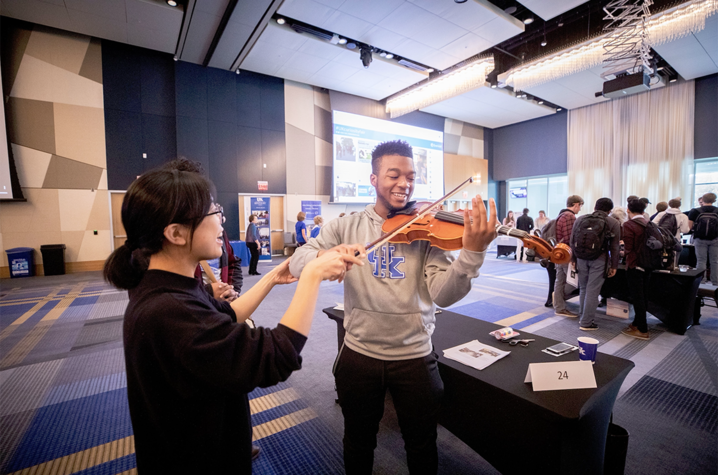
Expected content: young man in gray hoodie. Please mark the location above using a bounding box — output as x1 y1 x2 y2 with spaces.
289 140 498 475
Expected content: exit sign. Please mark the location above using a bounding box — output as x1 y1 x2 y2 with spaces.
257 181 268 191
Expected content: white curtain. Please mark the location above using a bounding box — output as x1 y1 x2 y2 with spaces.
568 81 694 214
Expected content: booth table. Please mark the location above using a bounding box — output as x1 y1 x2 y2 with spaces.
323 307 634 475
229 241 251 267
600 266 704 334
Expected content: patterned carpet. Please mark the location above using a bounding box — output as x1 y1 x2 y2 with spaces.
1 253 716 474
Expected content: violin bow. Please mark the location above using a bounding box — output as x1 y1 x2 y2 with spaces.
363 177 474 255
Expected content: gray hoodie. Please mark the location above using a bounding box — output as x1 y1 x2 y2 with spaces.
289 204 486 361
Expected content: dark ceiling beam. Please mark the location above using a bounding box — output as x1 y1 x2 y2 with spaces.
202 0 238 67
230 0 285 72
174 0 196 60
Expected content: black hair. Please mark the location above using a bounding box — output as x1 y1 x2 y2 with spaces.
371 140 413 174
103 158 214 290
627 198 646 214
594 198 614 213
522 208 529 214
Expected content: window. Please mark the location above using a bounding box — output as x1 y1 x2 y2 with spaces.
506 174 568 223
694 159 718 207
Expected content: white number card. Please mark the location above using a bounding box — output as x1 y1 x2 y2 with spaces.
524 361 597 391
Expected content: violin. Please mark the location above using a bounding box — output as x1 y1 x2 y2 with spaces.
494 225 571 265
378 210 572 265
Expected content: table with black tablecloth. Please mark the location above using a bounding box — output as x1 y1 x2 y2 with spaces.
600 266 703 334
323 307 634 475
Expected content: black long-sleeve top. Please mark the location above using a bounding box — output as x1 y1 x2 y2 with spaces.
123 270 306 474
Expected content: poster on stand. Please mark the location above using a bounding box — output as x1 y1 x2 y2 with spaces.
302 200 322 235
249 197 271 260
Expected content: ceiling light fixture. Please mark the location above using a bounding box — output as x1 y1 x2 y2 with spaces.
541 39 547 47
386 57 494 118
380 51 387 57
454 0 468 3
538 100 544 104
499 0 718 92
426 68 434 73
523 16 534 25
360 47 373 68
557 108 562 111
386 53 394 59
276 17 285 25
166 0 177 6
339 38 347 45
346 42 357 50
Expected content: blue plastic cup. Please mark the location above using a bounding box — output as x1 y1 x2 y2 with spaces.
577 337 599 364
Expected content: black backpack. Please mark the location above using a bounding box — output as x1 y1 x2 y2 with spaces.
693 212 718 240
572 212 611 260
636 220 682 270
657 213 678 236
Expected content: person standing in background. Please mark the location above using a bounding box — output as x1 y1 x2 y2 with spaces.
296 212 308 247
502 210 515 228
246 215 261 275
553 195 584 318
688 192 718 286
516 209 534 261
621 198 652 340
311 216 323 239
650 202 668 222
536 210 549 232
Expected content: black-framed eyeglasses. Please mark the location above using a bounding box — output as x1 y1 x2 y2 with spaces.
207 205 224 219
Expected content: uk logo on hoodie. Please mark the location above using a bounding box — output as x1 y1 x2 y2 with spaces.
367 245 405 279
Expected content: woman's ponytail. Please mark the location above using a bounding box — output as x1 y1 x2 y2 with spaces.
103 243 149 290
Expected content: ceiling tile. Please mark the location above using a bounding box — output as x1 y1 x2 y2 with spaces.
192 0 228 16
439 32 493 64
66 8 128 44
278 0 336 26
358 25 406 52
518 0 588 21
320 10 374 40
338 0 404 25
180 10 223 63
283 50 331 73
378 3 434 39
298 40 344 61
311 61 358 81
407 14 465 50
473 17 523 43
259 24 309 51
126 0 183 35
65 0 126 21
207 21 255 69
127 23 179 54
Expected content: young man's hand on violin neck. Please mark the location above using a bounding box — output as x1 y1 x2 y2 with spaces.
462 195 499 253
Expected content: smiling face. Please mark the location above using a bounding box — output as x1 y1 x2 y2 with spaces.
191 204 224 261
370 154 415 219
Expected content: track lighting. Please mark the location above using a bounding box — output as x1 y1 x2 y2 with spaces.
276 18 285 25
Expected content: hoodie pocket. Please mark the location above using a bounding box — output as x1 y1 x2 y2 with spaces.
345 308 428 351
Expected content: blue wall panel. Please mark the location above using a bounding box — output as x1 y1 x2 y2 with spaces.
208 120 238 193
140 51 176 117
176 115 209 170
695 74 718 160
141 114 177 172
261 129 287 194
236 125 263 193
101 41 141 114
175 62 207 120
105 109 142 189
259 75 285 132
236 73 262 128
207 68 237 124
493 112 567 181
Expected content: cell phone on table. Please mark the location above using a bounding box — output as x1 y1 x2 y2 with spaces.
546 342 573 355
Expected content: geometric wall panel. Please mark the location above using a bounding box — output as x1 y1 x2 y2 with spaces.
24 25 90 75
77 229 112 262
42 155 104 190
85 192 110 231
78 38 103 84
11 143 52 188
6 97 56 154
10 54 103 109
58 189 96 232
53 103 106 168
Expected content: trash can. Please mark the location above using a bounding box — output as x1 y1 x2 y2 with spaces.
40 244 66 276
5 247 35 278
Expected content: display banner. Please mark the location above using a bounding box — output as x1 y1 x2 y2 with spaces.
250 197 271 260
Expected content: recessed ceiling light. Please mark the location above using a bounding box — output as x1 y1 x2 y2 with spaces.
657 66 664 71
670 78 677 83
538 100 544 105
346 43 357 50
380 52 387 57
541 40 547 47
166 0 177 6
426 68 434 73
504 6 517 14
386 53 394 59
557 108 562 111
276 18 285 25
524 17 534 25
339 38 347 45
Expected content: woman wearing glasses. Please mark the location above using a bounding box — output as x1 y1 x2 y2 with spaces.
104 159 362 474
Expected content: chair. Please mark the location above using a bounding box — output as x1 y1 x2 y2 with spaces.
284 232 297 256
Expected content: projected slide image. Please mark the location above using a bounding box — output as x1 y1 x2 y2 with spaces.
357 139 374 164
336 181 357 198
358 185 376 197
336 137 356 162
413 148 428 185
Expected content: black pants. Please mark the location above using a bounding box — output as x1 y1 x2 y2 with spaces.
335 346 444 475
626 268 651 333
246 242 259 274
546 262 556 305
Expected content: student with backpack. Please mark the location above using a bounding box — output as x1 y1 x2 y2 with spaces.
621 198 652 340
688 192 718 286
546 195 584 317
571 198 621 331
652 198 690 240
